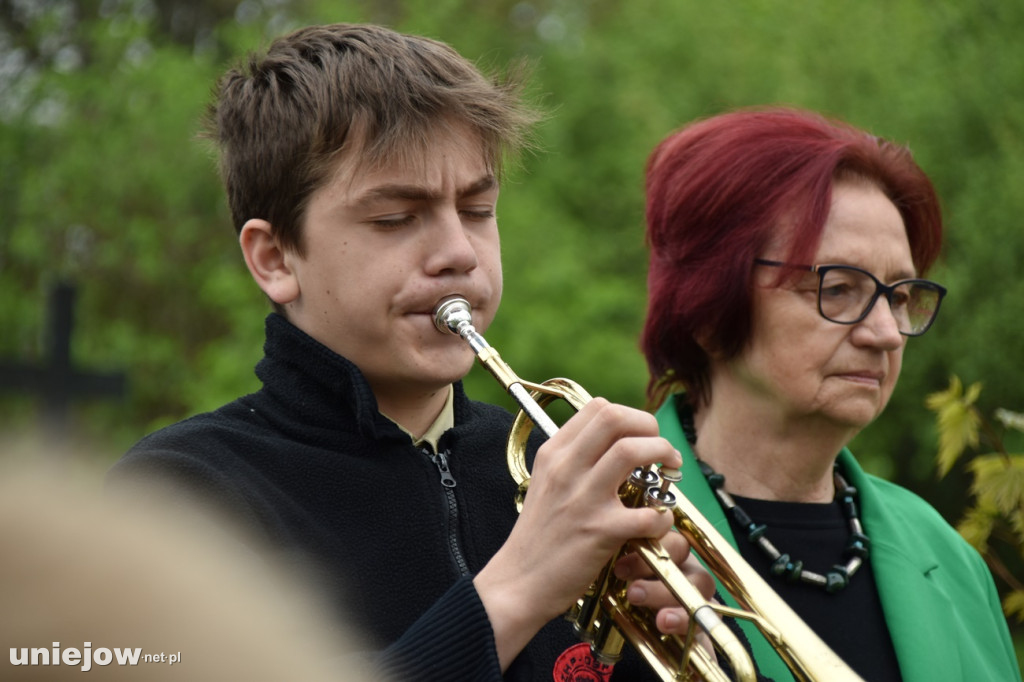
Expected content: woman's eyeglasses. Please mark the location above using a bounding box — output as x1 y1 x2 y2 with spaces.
755 259 947 336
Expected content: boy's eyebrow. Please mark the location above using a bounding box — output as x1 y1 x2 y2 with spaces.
353 174 498 208
459 174 499 198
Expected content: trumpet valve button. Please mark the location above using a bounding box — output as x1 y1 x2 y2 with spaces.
645 487 677 510
659 466 682 483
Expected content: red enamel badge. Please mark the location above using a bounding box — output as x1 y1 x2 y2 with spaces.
553 642 614 682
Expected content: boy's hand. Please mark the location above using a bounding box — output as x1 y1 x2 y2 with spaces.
474 398 694 669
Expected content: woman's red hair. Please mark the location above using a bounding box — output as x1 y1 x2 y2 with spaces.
641 107 943 409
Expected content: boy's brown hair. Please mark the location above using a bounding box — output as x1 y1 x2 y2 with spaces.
206 23 539 256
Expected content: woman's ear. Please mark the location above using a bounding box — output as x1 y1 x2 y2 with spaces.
239 219 300 305
694 326 723 360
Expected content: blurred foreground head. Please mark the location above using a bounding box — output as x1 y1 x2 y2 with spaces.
0 446 379 681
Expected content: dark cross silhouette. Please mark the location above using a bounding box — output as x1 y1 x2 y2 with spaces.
0 281 127 437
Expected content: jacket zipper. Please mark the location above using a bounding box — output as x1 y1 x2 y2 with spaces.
426 447 471 576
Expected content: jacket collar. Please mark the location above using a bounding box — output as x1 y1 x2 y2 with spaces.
840 451 960 680
255 314 469 444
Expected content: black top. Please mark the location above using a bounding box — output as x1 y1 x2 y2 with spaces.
111 313 661 681
727 494 903 682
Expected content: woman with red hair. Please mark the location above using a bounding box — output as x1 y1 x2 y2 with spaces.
642 107 1019 681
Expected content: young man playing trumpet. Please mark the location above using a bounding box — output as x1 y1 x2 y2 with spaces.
111 23 712 681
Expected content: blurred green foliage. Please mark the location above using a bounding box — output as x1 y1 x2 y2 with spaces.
2 0 1023 657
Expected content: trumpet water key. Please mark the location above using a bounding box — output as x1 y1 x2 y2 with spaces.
433 296 863 682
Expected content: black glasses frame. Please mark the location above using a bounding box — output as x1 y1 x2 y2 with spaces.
754 258 947 336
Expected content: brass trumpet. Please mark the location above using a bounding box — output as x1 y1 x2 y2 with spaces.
433 297 863 682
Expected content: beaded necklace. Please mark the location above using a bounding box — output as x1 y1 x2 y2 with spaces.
680 410 870 593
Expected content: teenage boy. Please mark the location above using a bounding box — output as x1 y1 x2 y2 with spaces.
112 23 709 681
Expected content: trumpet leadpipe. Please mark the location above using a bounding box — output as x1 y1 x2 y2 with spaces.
434 297 559 438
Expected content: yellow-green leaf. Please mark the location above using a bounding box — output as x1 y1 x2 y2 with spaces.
968 455 1024 517
927 376 985 477
956 502 998 551
1010 510 1024 559
934 401 982 477
963 380 982 406
1002 590 1024 623
925 375 965 412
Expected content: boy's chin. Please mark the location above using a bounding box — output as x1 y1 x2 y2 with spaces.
418 345 476 383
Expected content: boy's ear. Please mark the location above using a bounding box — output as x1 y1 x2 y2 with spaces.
239 219 300 305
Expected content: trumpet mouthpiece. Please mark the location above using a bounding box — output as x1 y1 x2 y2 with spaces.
433 297 473 335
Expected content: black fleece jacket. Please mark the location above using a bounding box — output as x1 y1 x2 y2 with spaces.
111 314 657 681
